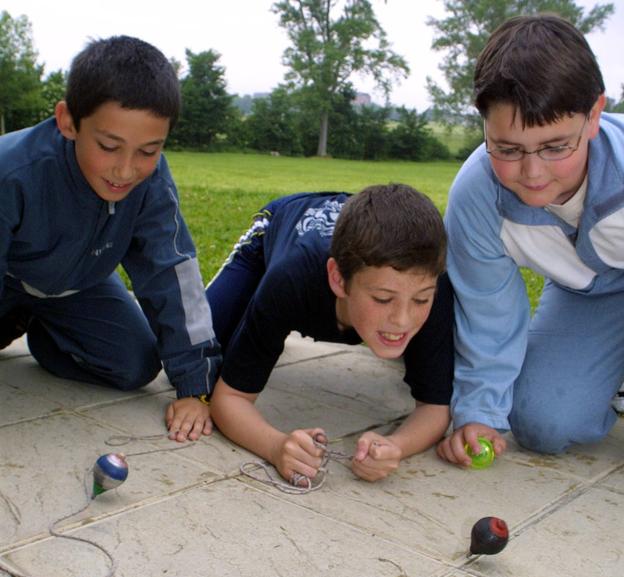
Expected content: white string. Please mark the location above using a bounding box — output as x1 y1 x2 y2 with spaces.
48 468 117 577
0 432 195 577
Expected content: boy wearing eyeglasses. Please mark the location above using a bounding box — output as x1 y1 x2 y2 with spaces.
438 14 624 466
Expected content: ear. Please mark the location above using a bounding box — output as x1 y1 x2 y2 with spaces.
587 94 606 139
327 257 347 298
55 101 78 140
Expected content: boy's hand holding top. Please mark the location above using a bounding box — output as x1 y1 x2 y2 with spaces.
208 184 455 484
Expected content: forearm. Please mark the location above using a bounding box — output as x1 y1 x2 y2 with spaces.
210 377 286 463
387 402 450 459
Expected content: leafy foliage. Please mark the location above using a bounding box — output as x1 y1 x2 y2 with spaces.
605 85 624 113
0 10 45 133
170 49 237 149
244 86 304 155
388 107 451 161
426 0 615 125
1 7 458 163
272 0 408 156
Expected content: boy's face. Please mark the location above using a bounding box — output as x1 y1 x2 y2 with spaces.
327 259 437 360
55 101 169 203
484 99 604 207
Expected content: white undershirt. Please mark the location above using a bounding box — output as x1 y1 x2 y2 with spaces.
545 176 588 229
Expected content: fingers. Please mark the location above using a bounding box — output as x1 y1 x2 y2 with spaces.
436 424 507 468
492 435 507 455
166 399 212 442
436 434 472 467
354 437 372 461
451 432 474 467
279 429 326 481
202 417 214 436
463 427 486 456
351 434 401 481
165 403 174 429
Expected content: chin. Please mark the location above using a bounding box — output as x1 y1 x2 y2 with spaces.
371 345 406 360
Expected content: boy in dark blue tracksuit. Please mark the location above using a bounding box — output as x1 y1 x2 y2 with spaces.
208 185 455 484
0 36 220 442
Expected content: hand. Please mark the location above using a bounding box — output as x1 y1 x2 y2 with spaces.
351 431 402 482
436 423 506 468
271 428 326 485
165 398 213 442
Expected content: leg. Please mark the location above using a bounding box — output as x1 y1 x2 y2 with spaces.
510 282 624 453
206 210 270 351
0 306 31 350
26 273 161 390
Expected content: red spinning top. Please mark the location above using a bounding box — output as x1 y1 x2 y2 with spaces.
470 516 509 555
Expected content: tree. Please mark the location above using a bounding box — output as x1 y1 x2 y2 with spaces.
388 107 451 161
40 70 66 120
351 103 390 160
605 85 624 113
427 0 615 125
0 10 44 134
171 49 235 149
245 87 303 155
272 0 408 156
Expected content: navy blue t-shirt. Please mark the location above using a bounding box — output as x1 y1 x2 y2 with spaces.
220 192 454 405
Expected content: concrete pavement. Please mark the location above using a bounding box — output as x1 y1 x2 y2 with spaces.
1 333 622 577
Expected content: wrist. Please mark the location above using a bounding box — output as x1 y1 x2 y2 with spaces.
384 435 403 458
192 394 211 406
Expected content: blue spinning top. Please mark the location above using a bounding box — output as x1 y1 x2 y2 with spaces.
92 453 129 497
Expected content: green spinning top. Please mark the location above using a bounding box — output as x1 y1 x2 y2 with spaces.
464 437 495 469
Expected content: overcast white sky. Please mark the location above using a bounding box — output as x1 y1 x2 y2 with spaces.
3 0 623 111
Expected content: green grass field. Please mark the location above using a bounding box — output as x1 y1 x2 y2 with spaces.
162 151 544 310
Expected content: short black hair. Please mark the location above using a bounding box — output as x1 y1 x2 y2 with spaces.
330 183 446 282
474 14 604 126
65 35 180 131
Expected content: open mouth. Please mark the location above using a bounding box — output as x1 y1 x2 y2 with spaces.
379 331 407 345
104 178 132 191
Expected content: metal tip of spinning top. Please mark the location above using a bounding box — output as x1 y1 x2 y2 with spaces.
92 453 129 498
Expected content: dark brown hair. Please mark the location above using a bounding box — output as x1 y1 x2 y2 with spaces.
66 35 180 131
474 14 604 126
330 183 446 282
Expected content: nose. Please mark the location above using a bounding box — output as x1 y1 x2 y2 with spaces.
113 154 135 181
389 301 412 329
519 151 544 178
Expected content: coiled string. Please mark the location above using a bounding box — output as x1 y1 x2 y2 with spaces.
239 435 352 494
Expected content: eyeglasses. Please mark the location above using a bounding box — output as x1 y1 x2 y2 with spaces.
484 117 587 162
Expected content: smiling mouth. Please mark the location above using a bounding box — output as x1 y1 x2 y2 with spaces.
522 182 549 192
379 331 406 344
105 178 132 190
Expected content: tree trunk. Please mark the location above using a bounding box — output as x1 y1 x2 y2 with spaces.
316 110 328 157
0 112 5 136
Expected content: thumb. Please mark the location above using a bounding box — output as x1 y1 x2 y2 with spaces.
165 403 174 427
464 430 483 455
354 437 371 461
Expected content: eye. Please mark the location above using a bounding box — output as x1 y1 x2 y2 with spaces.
139 149 159 157
98 142 118 152
541 144 568 153
413 297 432 306
372 296 392 304
495 147 520 157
